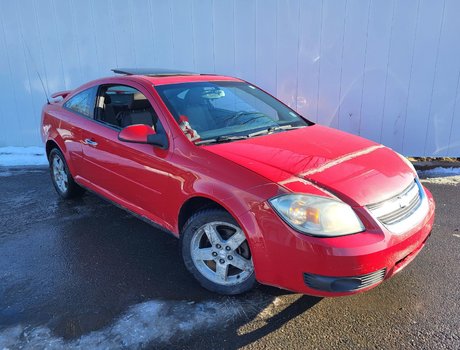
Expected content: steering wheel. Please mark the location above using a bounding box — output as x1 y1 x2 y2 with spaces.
223 111 268 127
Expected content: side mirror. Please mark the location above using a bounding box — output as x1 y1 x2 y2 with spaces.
118 124 168 149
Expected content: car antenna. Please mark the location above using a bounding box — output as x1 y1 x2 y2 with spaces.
35 65 50 105
21 34 50 104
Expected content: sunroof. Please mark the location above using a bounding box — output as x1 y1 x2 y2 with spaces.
112 68 199 76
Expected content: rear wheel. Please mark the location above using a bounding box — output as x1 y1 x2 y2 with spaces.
49 148 84 199
181 209 256 295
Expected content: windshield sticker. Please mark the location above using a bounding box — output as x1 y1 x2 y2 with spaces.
179 115 201 142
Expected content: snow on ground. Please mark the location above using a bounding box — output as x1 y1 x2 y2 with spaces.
417 167 460 177
418 167 460 185
0 147 48 166
0 296 269 349
419 175 460 185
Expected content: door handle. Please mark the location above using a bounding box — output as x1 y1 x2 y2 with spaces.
84 138 98 147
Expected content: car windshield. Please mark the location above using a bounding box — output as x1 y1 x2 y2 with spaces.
155 81 311 144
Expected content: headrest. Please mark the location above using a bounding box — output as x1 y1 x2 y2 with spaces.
103 94 111 104
130 92 150 110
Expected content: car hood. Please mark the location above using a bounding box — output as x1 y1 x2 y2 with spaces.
203 125 415 206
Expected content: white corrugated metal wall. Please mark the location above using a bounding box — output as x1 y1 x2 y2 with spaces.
0 0 459 156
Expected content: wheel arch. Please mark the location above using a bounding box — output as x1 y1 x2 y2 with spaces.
44 136 78 177
177 196 228 234
45 139 60 160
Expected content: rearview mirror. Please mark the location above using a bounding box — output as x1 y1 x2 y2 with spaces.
118 124 168 149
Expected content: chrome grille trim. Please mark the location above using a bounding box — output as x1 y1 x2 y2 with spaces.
367 179 429 234
303 268 386 292
378 189 421 224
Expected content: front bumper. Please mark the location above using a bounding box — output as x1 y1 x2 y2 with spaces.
241 186 435 297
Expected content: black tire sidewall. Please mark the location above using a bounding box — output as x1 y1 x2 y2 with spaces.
49 148 82 199
180 208 256 295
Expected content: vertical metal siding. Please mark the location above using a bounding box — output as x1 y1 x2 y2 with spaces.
0 0 458 156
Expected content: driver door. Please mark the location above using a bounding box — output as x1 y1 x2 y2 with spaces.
78 82 175 229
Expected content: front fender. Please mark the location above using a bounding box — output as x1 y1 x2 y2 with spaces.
173 181 282 276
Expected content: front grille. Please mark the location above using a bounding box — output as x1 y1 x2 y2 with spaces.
303 268 386 292
367 180 422 226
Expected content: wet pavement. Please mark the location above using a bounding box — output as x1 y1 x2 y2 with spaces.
0 167 459 349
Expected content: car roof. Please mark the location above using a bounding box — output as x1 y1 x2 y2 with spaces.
111 68 243 86
112 68 199 76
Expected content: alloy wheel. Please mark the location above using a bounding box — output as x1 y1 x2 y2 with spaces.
190 221 254 286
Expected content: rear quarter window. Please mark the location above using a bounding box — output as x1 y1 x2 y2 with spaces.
64 87 97 117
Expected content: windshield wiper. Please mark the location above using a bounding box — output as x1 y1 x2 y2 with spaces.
195 135 248 145
247 125 305 137
221 111 266 125
195 125 306 145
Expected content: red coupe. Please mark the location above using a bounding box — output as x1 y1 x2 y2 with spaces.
41 68 435 296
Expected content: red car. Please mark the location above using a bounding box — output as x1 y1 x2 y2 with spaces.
41 68 435 296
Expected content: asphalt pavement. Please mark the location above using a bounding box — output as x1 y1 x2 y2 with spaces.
0 167 459 349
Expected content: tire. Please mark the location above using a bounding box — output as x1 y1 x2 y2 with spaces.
49 148 84 199
181 208 256 295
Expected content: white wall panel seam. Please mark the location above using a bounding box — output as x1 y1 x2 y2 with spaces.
129 1 138 66
52 0 69 89
1 4 24 142
232 0 236 75
275 0 278 95
447 65 460 155
253 0 257 82
0 22 8 143
211 0 216 72
0 7 21 145
400 0 421 154
314 1 324 119
337 0 349 129
357 0 371 136
147 1 157 67
109 0 119 68
190 0 197 71
378 0 396 143
18 3 36 143
422 0 447 155
169 0 175 67
90 1 102 73
18 12 39 138
33 0 50 97
71 0 85 82
294 0 301 111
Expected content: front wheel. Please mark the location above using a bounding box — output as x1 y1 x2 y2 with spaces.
181 209 256 295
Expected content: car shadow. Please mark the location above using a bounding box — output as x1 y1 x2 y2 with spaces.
223 291 321 350
5 189 321 346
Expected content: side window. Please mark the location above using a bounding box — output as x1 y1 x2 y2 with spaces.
64 87 96 117
95 84 163 133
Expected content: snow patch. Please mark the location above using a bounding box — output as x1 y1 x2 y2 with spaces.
417 166 460 177
420 176 460 185
0 297 268 349
418 167 460 185
0 147 47 166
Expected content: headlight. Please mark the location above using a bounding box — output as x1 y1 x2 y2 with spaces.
269 194 364 237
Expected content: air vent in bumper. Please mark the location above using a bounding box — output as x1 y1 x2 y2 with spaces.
303 268 386 293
